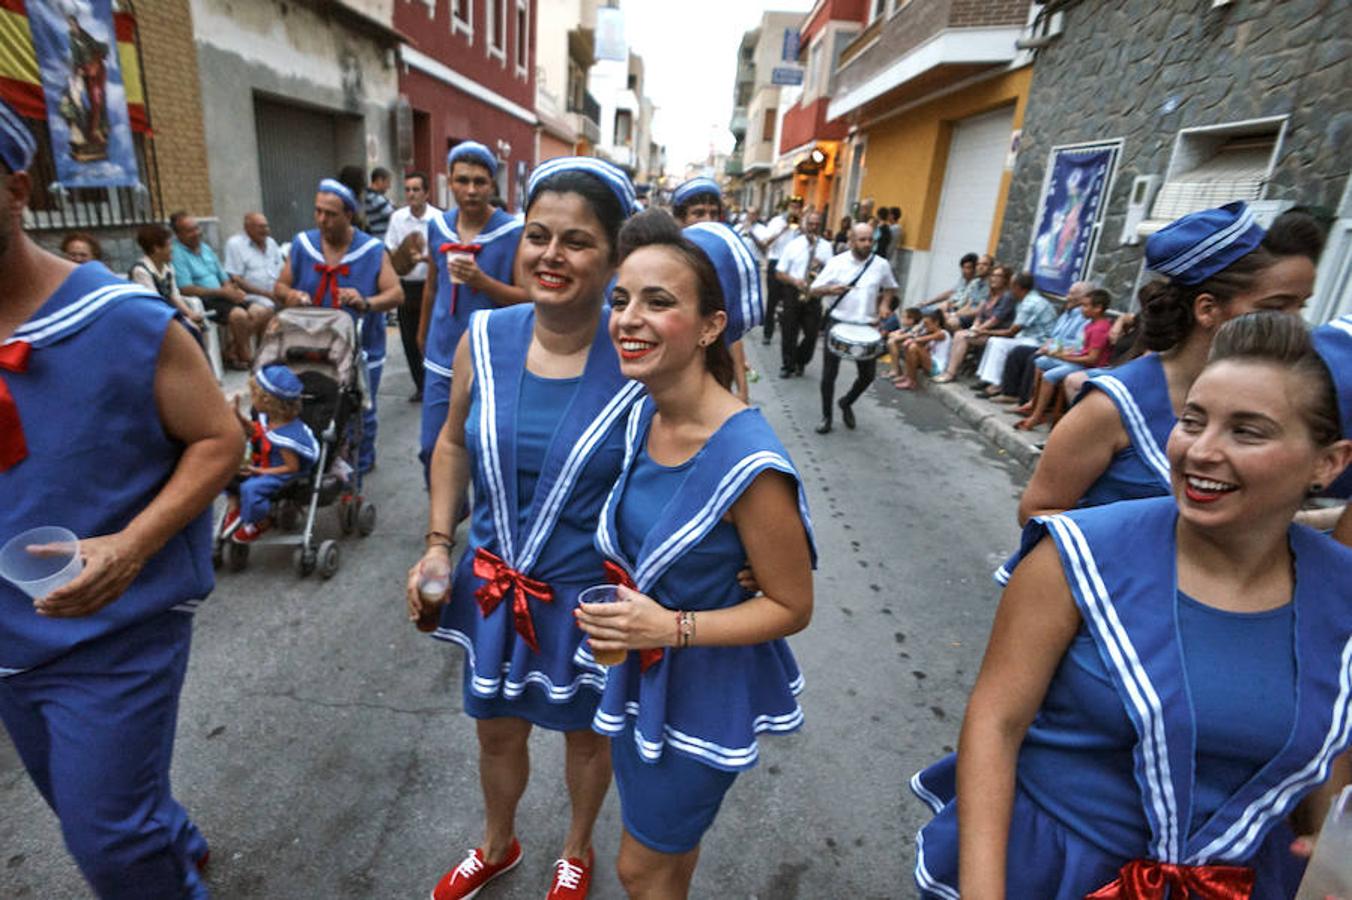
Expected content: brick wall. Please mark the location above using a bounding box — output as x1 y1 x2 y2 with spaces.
133 0 213 216
949 0 1028 28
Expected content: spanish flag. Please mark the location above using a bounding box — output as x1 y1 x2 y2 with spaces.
0 0 149 132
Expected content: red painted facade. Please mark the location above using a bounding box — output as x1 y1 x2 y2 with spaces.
393 0 538 209
779 97 848 154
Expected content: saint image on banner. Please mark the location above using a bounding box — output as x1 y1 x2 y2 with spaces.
1030 144 1120 297
28 0 138 188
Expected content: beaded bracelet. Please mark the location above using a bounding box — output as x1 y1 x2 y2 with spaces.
676 610 696 648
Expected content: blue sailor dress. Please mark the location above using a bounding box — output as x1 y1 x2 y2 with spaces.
287 227 385 471
916 496 1352 899
420 208 524 468
433 304 645 730
0 262 214 897
996 352 1175 584
591 399 817 771
236 413 320 524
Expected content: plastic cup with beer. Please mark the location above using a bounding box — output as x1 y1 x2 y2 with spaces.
415 555 452 633
1296 784 1352 899
0 526 84 599
578 584 628 667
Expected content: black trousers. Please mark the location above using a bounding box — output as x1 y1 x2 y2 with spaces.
781 294 822 372
1000 344 1041 402
398 278 426 392
763 260 782 340
820 343 876 419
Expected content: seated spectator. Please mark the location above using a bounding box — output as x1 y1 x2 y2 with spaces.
1060 311 1140 400
60 231 100 263
972 275 1058 393
224 212 284 310
1015 289 1114 430
991 281 1091 404
933 266 1015 382
895 309 951 390
171 210 264 369
129 223 204 328
878 295 904 335
945 254 994 328
882 305 921 380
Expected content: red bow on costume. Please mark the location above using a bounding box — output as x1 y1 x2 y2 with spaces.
0 340 31 472
1086 860 1255 899
439 242 483 316
249 420 272 468
473 547 554 653
313 262 350 309
602 560 665 672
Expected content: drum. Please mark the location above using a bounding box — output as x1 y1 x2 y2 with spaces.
826 322 885 360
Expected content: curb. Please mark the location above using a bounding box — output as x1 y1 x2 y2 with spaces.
929 381 1043 470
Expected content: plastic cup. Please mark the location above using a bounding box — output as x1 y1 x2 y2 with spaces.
0 526 84 599
448 252 472 284
1296 784 1352 899
578 584 627 666
415 556 452 633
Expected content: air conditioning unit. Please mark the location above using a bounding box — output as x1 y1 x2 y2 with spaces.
1120 175 1162 246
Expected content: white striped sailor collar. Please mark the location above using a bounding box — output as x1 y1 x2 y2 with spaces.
1032 502 1352 866
293 228 384 266
4 265 162 349
468 305 643 572
1086 353 1173 489
265 422 319 459
431 207 522 247
597 397 816 594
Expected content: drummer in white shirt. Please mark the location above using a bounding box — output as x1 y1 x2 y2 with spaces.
809 221 897 434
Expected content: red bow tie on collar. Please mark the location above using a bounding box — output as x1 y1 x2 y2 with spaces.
0 340 32 472
1086 859 1255 900
602 560 665 672
440 242 483 316
313 262 350 309
473 547 554 653
249 419 272 468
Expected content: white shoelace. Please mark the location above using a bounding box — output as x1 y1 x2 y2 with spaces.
553 858 584 890
454 850 485 879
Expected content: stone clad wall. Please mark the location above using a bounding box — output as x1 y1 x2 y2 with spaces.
995 0 1352 306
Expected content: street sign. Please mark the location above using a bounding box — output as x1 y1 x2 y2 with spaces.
782 28 800 61
772 67 804 86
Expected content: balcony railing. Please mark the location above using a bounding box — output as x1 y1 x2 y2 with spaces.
567 91 602 130
725 158 744 177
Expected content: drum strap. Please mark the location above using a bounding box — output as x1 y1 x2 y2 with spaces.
824 254 876 323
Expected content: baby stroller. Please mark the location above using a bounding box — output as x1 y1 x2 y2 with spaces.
213 307 377 578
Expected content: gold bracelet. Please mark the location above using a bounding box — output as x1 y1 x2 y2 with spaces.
678 611 695 648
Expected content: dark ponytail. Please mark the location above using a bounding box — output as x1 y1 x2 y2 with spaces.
616 209 735 390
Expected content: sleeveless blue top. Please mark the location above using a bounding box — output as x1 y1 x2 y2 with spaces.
257 414 319 469
1 263 214 675
424 208 523 376
1078 353 1174 506
593 400 817 772
287 228 387 361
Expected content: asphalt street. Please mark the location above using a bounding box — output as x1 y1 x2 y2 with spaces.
1 326 1028 899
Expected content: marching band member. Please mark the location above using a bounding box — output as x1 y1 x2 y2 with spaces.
0 101 241 899
576 211 815 898
273 177 401 473
416 141 528 472
914 312 1352 899
409 157 643 900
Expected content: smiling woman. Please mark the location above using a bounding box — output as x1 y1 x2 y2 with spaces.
909 313 1352 899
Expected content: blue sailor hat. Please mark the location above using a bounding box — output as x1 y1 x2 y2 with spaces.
672 177 722 208
1313 315 1352 497
0 99 37 174
317 178 357 213
255 364 304 401
1145 201 1266 286
527 156 639 217
447 140 498 177
684 221 763 345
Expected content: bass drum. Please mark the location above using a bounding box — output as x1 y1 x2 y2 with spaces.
826 322 885 360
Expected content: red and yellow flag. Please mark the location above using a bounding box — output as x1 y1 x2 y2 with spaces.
0 0 148 132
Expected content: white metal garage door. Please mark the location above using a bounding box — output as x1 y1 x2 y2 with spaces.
925 105 1015 297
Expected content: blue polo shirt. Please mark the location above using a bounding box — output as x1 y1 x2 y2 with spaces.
172 239 229 290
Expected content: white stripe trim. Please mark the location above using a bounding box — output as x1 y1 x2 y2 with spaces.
910 771 946 815
295 232 325 265
431 627 606 700
1330 317 1352 339
431 215 459 243
0 665 30 677
1152 207 1258 277
1044 514 1180 860
476 220 523 245
469 312 516 565
9 283 148 345
341 235 384 265
424 358 453 378
1190 634 1352 863
913 829 961 900
994 562 1012 586
1092 374 1172 488
595 701 805 769
266 429 320 461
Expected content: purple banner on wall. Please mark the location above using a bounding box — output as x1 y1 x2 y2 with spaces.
1031 145 1116 297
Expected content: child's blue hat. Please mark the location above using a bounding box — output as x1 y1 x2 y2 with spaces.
256 364 303 401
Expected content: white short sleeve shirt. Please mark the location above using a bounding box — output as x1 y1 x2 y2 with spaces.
778 233 834 282
384 203 443 282
223 233 284 303
811 250 899 323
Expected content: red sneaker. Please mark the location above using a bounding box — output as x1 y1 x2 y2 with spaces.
231 520 270 544
219 508 239 538
546 848 593 899
431 839 522 900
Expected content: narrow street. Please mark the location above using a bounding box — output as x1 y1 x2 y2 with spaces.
1 333 1027 899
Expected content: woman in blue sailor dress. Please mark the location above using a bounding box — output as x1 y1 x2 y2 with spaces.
913 312 1352 899
996 204 1325 584
416 141 529 473
407 157 646 900
0 99 243 899
1312 315 1352 548
273 178 401 474
575 211 816 898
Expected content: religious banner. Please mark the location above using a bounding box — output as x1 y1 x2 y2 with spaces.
26 0 138 187
1030 142 1120 297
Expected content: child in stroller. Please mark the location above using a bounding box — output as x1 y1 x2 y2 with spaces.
221 364 320 543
